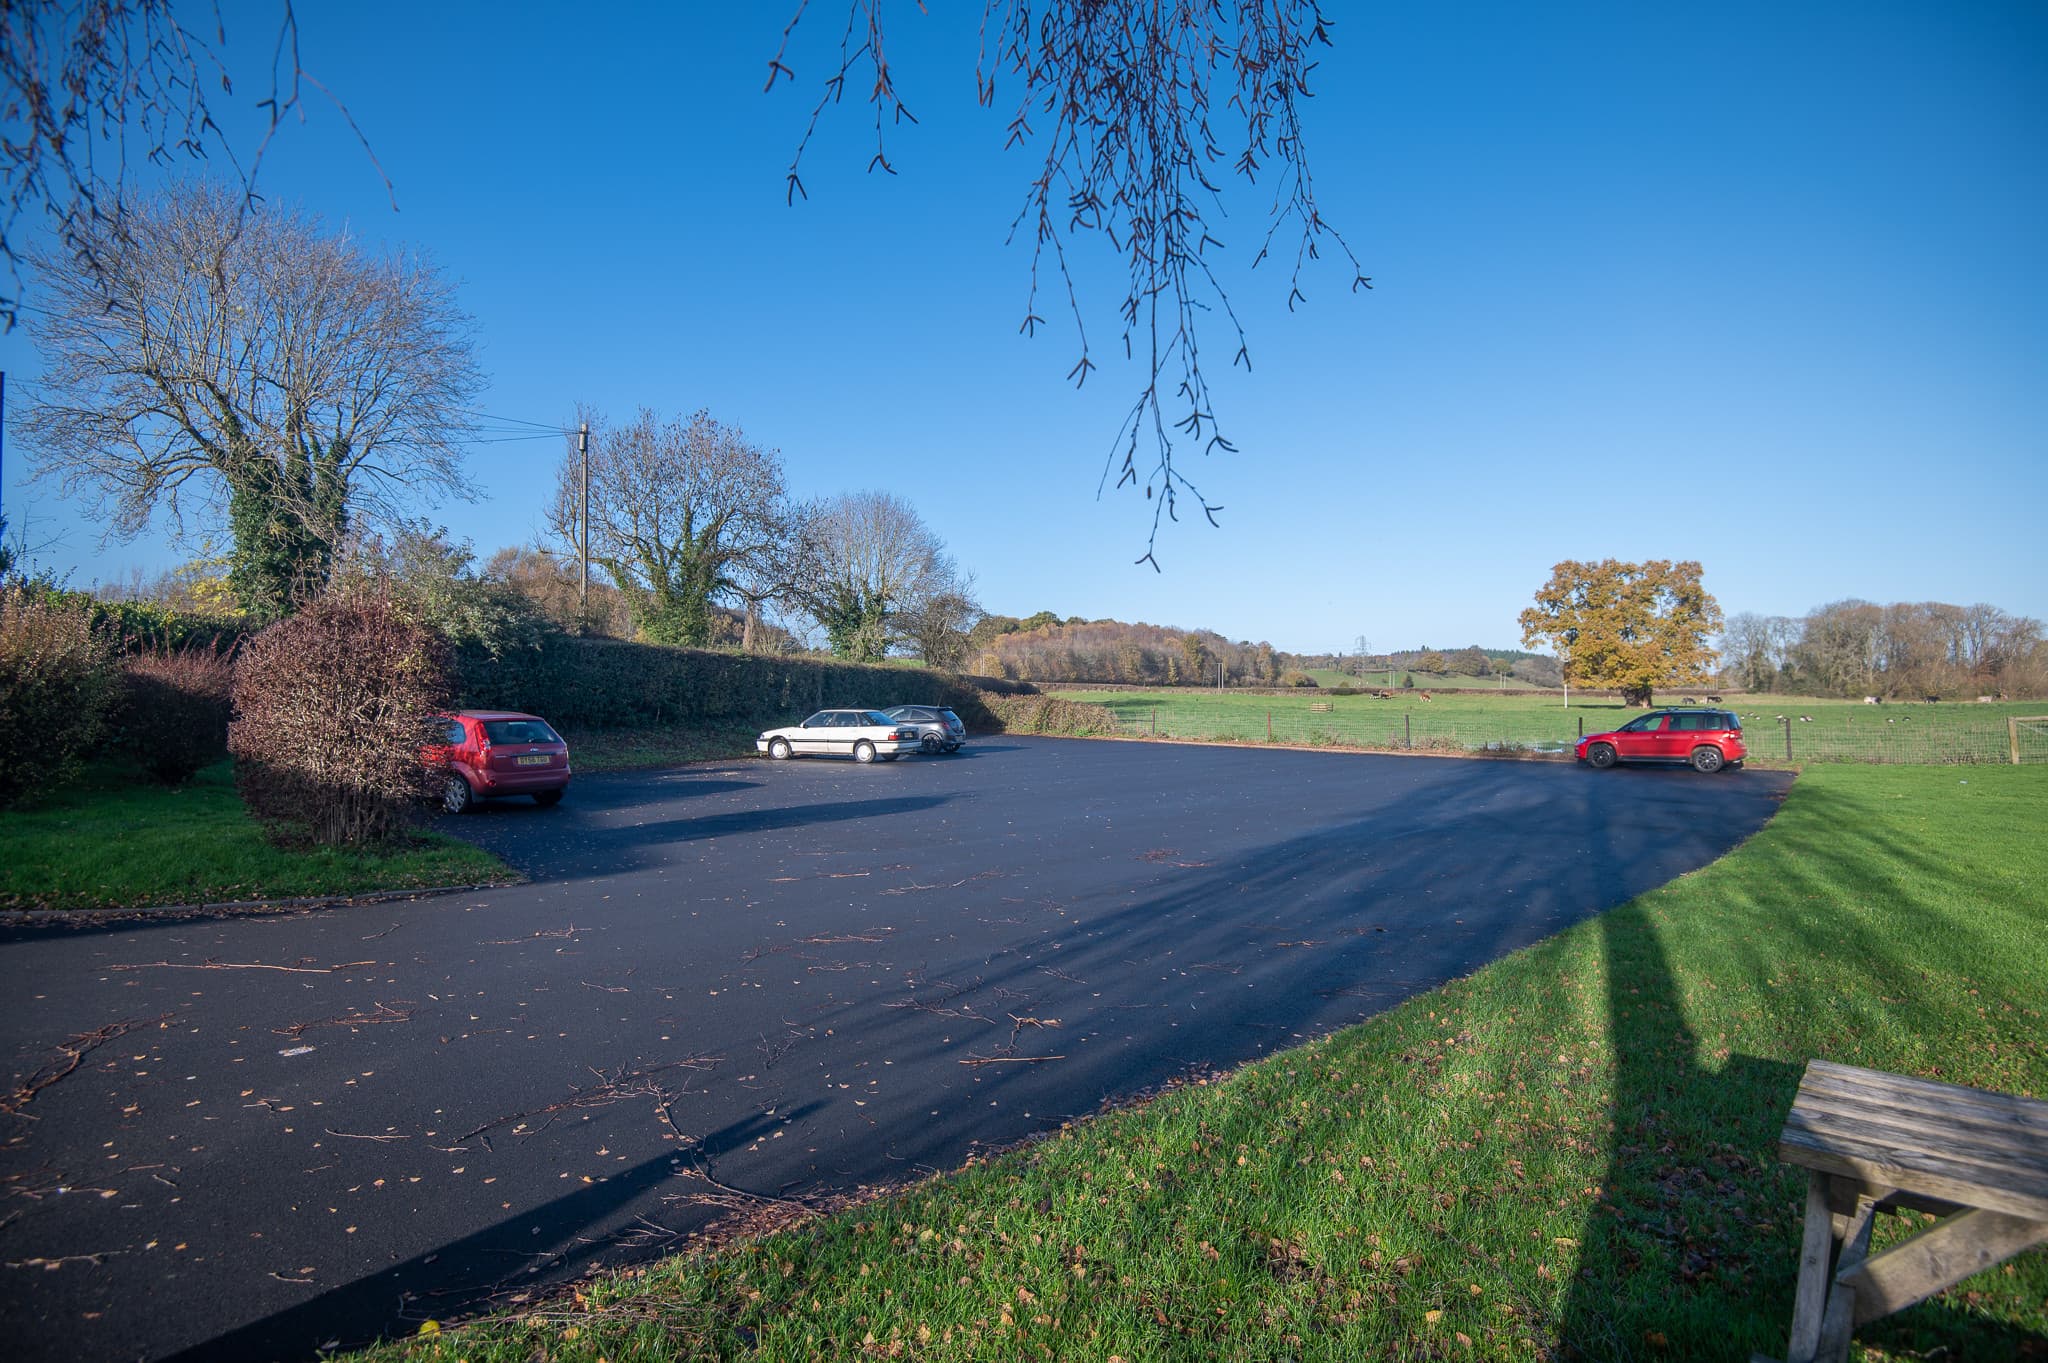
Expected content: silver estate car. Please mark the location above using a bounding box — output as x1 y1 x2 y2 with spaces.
757 710 921 763
881 704 967 754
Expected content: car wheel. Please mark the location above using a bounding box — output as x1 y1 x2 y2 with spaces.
1586 742 1617 770
921 733 944 754
533 789 564 807
443 774 475 814
853 740 877 764
768 737 793 760
1690 745 1725 774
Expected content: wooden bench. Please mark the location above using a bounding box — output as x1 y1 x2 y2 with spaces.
1755 1059 2048 1363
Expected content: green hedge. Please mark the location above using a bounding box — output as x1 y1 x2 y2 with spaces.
7 584 246 655
452 636 1032 734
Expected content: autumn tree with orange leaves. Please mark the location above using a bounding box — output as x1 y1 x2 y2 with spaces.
1519 560 1722 708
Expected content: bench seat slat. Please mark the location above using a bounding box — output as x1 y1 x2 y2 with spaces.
1779 1110 2048 1218
1801 1061 2048 1137
1788 1086 2048 1168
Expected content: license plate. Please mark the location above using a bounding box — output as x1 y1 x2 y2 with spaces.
515 754 551 767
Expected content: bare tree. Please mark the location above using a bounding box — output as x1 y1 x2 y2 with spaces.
725 499 825 653
793 491 957 663
18 182 480 618
1 2 384 327
898 571 983 672
771 2 1368 567
485 546 633 638
549 406 790 648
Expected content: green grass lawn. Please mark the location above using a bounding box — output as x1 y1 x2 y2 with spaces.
0 762 512 912
1070 689 2046 767
344 764 2048 1362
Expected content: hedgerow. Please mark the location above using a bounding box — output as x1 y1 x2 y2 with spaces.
229 587 450 847
0 588 121 808
119 645 235 785
451 636 1028 735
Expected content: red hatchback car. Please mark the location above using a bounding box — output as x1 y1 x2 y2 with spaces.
428 711 572 812
1576 708 1746 773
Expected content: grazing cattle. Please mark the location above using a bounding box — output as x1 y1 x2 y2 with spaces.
1799 715 1813 722
1705 694 1722 703
1863 696 1881 705
1977 696 1995 703
1924 695 1940 704
1682 697 1698 704
1419 690 1433 702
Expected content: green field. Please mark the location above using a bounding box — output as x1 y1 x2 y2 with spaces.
1300 668 1542 692
1063 689 2048 768
341 763 2048 1362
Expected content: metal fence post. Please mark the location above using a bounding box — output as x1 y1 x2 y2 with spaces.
1577 716 1584 739
1783 716 1793 761
1405 714 1412 749
1267 710 1273 743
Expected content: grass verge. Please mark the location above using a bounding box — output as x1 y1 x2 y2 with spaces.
0 761 512 912
344 765 2048 1362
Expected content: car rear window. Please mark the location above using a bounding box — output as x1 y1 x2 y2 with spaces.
937 710 960 723
484 719 561 745
1717 711 1741 730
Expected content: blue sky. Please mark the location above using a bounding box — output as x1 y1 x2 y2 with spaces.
2 1 2043 654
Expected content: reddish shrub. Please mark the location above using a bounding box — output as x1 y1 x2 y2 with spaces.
120 646 235 784
229 588 449 847
0 588 120 808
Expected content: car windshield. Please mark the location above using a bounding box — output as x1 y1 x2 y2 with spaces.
1618 715 1664 733
483 719 561 745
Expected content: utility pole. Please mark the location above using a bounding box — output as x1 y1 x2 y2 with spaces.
577 422 589 614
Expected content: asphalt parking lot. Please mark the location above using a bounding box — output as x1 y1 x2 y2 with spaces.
0 738 1792 1362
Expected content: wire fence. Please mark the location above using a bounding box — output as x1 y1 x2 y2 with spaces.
1080 696 2048 769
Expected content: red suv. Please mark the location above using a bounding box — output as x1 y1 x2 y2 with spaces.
428 711 572 812
1576 708 1746 773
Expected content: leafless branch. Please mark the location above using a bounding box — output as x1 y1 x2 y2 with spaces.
4 1016 168 1115
773 2 1369 565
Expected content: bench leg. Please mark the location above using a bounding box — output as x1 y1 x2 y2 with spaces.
1786 1171 1837 1363
1813 1195 1879 1363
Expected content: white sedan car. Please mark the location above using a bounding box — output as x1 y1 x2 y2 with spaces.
757 709 922 763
